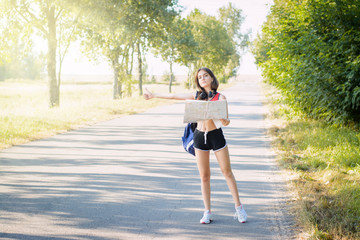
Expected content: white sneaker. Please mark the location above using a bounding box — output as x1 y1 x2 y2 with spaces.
234 205 247 223
200 210 213 224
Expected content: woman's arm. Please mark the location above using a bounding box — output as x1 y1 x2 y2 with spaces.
219 94 230 126
143 88 195 100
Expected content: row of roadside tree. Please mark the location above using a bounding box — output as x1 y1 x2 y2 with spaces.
0 0 249 107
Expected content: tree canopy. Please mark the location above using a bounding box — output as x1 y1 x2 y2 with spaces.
253 0 360 125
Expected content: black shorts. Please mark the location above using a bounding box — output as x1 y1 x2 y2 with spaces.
193 128 227 152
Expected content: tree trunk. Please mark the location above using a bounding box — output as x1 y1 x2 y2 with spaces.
112 57 121 99
129 44 134 75
169 61 173 93
47 6 59 107
137 42 143 96
187 65 194 89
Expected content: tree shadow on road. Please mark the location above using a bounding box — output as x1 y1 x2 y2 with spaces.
0 102 295 239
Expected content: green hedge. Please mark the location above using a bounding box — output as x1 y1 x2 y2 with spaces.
253 0 360 125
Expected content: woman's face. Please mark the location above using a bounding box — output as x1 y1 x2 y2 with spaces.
197 70 213 89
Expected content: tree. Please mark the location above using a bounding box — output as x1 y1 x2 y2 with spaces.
3 0 81 107
153 17 198 92
80 0 179 97
120 0 180 95
0 0 34 77
79 1 136 99
218 3 250 79
187 9 235 81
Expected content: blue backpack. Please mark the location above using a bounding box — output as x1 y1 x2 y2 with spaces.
182 123 195 156
182 92 200 156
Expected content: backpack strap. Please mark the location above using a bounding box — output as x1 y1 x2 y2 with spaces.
191 91 199 130
210 92 220 101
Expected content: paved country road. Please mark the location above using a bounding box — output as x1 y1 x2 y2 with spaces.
0 77 295 240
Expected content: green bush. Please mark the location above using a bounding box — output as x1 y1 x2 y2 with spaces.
253 0 360 125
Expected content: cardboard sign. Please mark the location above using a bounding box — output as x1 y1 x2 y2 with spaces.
183 100 228 123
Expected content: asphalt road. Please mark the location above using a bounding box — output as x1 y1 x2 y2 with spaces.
0 77 295 239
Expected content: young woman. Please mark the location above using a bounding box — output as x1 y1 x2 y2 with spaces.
143 67 247 224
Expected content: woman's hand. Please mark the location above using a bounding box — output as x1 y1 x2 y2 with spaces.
143 88 154 100
220 118 230 126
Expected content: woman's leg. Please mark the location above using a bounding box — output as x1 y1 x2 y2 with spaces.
195 148 211 211
214 146 241 207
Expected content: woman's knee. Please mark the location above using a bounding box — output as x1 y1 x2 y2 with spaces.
200 172 211 183
221 168 234 179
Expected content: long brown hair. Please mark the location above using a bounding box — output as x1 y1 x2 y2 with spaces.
194 67 219 100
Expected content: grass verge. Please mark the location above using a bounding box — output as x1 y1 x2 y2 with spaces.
262 82 360 239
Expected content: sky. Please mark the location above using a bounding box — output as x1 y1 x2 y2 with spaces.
61 0 273 76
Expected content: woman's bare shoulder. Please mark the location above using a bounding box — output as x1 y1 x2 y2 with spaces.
218 93 227 100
